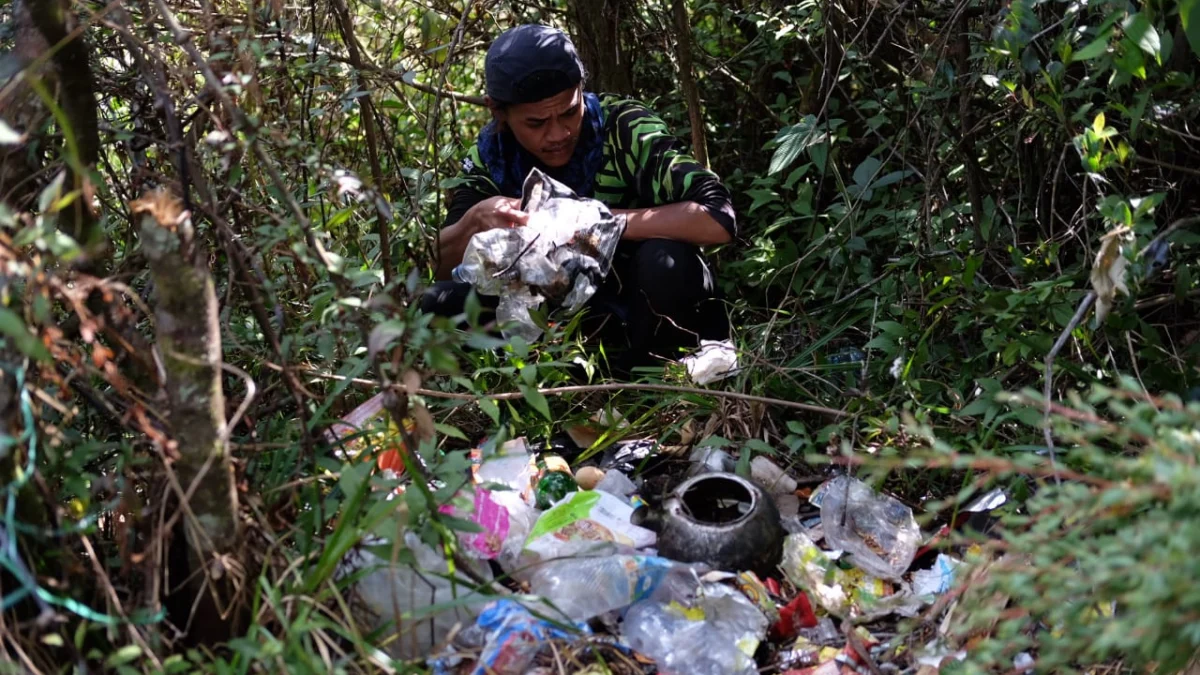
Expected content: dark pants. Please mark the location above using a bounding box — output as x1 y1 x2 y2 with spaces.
420 239 730 378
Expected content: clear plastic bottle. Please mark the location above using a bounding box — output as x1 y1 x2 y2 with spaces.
528 554 702 622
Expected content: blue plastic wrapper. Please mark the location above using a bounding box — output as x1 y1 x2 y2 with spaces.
430 598 589 675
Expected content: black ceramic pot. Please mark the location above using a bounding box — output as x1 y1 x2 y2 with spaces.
643 472 785 576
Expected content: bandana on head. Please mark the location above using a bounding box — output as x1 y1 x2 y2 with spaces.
473 92 606 200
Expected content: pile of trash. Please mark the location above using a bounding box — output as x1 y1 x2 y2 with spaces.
332 405 1009 674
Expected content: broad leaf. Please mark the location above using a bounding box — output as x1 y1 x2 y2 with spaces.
519 384 550 420
768 115 819 175
1183 0 1200 57
1072 34 1111 61
1122 13 1161 62
0 307 52 363
853 157 882 187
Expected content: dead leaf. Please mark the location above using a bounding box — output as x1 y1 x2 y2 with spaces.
410 402 435 442
401 369 421 395
1090 228 1131 324
565 423 600 449
91 344 114 369
679 418 697 445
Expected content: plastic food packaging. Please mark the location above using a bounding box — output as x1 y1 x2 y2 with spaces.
595 469 638 499
529 554 701 622
681 339 740 385
466 599 588 675
621 582 769 675
800 617 841 645
522 490 657 564
437 487 510 560
817 476 922 580
453 168 626 341
472 439 537 504
780 532 923 620
773 592 818 638
600 438 658 473
341 531 495 661
488 488 539 573
735 571 780 623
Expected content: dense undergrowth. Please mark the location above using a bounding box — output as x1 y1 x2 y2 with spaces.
0 0 1198 672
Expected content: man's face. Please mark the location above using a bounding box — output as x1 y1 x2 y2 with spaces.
496 86 584 168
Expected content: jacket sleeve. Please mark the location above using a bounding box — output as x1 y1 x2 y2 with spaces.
612 103 738 239
442 144 500 228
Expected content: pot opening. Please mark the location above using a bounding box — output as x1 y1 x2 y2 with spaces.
681 475 755 525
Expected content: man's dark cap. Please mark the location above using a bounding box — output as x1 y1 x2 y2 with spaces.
486 24 584 105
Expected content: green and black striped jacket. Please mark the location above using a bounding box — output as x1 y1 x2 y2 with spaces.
443 94 737 239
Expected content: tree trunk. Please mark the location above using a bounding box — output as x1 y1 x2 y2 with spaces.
133 188 240 560
566 0 635 95
20 0 104 261
671 0 708 167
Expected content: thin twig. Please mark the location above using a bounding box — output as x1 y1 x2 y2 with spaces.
293 367 851 417
1041 290 1095 485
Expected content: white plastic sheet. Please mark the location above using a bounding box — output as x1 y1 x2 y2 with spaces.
454 168 625 341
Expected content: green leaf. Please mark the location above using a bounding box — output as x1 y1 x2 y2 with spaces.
808 142 829 173
1122 13 1161 62
746 188 780 213
956 397 996 417
435 423 468 441
519 384 550 420
105 645 142 668
1071 34 1111 61
864 334 897 351
1183 0 1200 57
853 157 883 187
0 308 51 363
768 116 819 175
478 397 500 424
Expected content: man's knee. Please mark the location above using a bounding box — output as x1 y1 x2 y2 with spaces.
631 239 714 304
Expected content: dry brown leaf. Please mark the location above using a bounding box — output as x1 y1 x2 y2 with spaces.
1090 228 1131 324
565 423 600 449
401 369 421 395
410 402 436 442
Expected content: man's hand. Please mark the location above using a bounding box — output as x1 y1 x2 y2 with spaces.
434 197 529 280
463 196 529 234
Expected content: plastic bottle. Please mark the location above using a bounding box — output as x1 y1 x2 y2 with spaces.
528 554 701 622
534 471 577 509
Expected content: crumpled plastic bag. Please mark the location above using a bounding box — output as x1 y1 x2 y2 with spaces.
453 168 626 341
340 531 496 660
621 582 769 675
682 340 740 384
814 475 922 581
